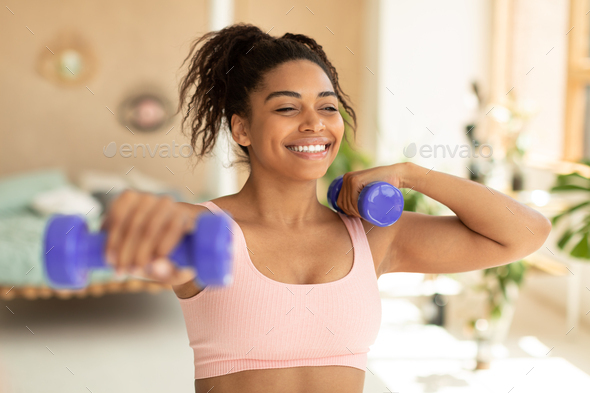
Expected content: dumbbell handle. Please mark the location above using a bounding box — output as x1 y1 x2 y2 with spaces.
82 232 108 269
77 231 198 270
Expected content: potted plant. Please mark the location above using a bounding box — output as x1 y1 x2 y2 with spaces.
548 158 590 260
486 90 538 191
464 259 529 369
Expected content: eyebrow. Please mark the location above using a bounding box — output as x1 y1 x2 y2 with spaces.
264 90 337 104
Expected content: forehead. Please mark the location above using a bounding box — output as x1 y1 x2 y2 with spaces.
257 60 334 99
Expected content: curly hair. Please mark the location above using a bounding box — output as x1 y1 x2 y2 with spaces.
175 22 358 170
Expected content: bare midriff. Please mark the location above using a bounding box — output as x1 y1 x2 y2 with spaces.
194 365 365 393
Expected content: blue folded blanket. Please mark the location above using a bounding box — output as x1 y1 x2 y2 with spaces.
0 206 115 286
0 168 115 286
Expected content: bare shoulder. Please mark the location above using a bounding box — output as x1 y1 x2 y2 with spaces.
171 201 215 300
177 201 213 216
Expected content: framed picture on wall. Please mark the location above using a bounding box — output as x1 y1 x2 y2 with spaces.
117 88 174 133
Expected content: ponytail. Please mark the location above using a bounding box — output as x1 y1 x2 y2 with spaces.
176 22 357 170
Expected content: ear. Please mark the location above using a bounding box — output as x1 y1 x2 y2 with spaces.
231 113 251 147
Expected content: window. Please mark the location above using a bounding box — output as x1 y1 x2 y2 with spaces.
565 0 590 161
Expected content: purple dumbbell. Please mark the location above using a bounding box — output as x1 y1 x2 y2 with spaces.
43 213 234 289
327 174 404 227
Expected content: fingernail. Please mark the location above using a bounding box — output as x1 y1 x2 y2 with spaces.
152 259 172 278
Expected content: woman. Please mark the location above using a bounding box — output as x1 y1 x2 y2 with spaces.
101 23 552 393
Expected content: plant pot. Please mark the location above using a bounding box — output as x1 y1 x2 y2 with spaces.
475 336 492 369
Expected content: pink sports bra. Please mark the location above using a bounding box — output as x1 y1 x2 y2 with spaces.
177 201 382 379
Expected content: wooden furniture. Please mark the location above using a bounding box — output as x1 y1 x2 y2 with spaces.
0 279 169 301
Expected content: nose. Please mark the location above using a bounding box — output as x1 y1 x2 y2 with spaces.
299 112 326 133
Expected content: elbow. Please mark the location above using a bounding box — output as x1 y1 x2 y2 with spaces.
494 217 552 267
526 215 553 254
539 215 553 243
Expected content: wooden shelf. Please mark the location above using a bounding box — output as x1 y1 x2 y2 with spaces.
0 279 169 301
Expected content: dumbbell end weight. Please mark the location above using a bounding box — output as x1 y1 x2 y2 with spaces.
358 182 404 227
327 175 404 227
177 213 234 288
326 175 345 213
44 214 104 289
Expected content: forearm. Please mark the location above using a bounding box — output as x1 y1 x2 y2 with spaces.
400 162 552 249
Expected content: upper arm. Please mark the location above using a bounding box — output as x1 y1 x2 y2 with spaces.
172 203 211 299
382 211 544 275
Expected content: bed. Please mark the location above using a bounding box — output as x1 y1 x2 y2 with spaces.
0 167 196 300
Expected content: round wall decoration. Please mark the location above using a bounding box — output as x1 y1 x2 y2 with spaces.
37 30 97 87
117 87 174 133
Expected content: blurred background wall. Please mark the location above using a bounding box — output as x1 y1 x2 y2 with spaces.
1 0 585 320
0 0 373 201
3 1 590 392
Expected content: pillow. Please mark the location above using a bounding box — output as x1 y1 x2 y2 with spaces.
0 168 69 213
30 185 103 219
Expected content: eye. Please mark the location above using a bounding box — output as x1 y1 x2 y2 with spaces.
276 106 337 113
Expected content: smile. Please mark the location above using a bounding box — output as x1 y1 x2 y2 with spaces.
285 144 331 160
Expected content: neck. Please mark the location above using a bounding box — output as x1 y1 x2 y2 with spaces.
235 170 327 227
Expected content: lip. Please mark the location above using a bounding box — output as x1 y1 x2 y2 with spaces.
284 137 333 146
285 143 331 160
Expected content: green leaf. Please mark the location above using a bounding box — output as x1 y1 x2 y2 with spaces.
499 279 507 300
557 221 590 252
557 228 575 250
490 305 502 320
550 201 590 225
550 184 590 192
570 233 590 259
552 172 590 187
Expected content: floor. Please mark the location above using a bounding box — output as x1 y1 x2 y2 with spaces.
1 273 589 393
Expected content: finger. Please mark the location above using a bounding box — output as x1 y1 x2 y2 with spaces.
104 190 140 267
134 196 177 269
117 194 160 273
163 265 196 286
147 257 194 285
341 173 356 216
153 211 191 260
350 178 364 217
336 174 348 214
147 257 174 281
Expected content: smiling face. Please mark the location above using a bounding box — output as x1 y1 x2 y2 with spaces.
231 59 344 181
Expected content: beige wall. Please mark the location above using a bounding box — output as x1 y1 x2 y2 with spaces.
0 0 371 199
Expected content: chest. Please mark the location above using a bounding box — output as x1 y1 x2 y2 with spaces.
237 217 382 285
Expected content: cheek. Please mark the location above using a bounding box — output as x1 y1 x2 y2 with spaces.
251 135 284 158
258 121 291 153
334 117 345 135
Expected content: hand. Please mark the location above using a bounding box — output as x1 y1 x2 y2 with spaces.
100 190 198 286
335 162 412 218
136 257 196 287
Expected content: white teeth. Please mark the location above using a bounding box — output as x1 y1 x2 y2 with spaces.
287 144 327 153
